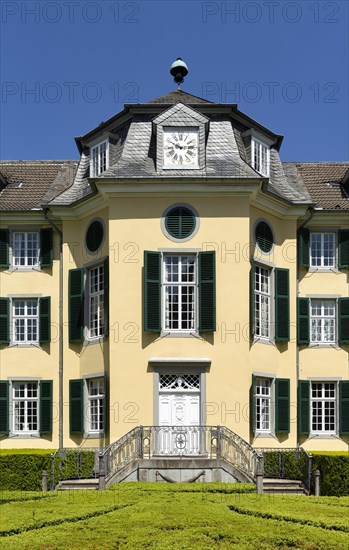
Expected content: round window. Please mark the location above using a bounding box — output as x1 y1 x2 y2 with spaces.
165 206 196 240
255 221 273 253
86 220 104 253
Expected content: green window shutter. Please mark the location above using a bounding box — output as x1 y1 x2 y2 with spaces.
338 298 349 345
0 298 10 345
40 380 53 435
69 268 84 342
199 251 216 332
0 381 9 434
297 297 309 345
39 297 51 344
298 381 310 436
339 381 349 435
250 260 255 337
298 228 310 268
40 228 53 268
69 379 84 435
250 375 256 435
103 257 109 337
338 230 349 269
103 375 109 435
143 251 161 332
274 268 290 342
275 378 290 433
0 229 9 268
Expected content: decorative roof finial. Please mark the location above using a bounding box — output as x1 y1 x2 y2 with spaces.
170 58 189 91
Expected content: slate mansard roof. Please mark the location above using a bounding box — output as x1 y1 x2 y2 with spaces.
1 91 348 212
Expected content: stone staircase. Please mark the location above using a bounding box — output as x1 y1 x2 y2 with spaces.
56 478 99 490
263 478 308 495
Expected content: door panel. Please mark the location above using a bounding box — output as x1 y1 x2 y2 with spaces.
158 393 200 455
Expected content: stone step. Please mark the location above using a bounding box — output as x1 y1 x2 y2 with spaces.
263 478 308 495
56 479 99 491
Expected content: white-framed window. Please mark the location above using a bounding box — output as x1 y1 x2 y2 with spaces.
12 232 39 267
310 300 336 344
88 265 104 338
90 140 108 177
163 254 197 332
255 378 272 432
310 233 335 268
254 266 271 339
87 378 105 433
251 137 270 177
311 382 336 434
12 299 38 343
12 381 39 433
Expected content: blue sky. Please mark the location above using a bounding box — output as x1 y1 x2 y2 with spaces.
1 0 348 161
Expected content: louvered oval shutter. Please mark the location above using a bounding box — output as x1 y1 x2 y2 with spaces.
0 229 9 268
39 297 51 344
69 269 84 342
103 258 109 337
165 207 195 239
298 228 310 268
0 381 9 434
297 297 309 345
275 378 290 433
144 251 161 332
69 379 83 435
0 298 10 345
298 381 310 435
250 375 256 434
255 221 273 253
338 230 349 269
275 268 290 341
339 381 349 435
86 221 104 252
40 380 53 435
199 251 216 332
40 228 53 267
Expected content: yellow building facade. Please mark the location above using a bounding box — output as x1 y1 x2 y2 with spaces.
0 91 348 460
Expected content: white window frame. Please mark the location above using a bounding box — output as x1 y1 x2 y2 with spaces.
310 382 337 435
254 377 273 433
251 137 270 177
12 299 39 344
88 265 105 339
254 265 272 340
310 299 336 344
90 140 109 177
12 381 39 434
12 231 40 268
162 253 198 333
87 377 105 434
310 232 336 269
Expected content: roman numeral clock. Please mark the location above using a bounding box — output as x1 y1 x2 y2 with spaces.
163 128 199 169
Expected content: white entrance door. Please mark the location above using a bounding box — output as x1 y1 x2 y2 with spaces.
158 392 200 455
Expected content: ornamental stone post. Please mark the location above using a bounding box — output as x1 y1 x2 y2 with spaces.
256 455 264 494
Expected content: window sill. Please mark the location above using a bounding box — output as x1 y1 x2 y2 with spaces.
83 337 105 347
308 343 340 349
308 433 339 439
9 343 40 348
253 337 275 347
254 432 275 439
8 433 40 439
160 331 199 339
8 267 42 273
308 267 338 273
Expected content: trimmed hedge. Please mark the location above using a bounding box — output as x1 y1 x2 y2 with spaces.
0 449 96 491
263 450 349 497
311 452 349 497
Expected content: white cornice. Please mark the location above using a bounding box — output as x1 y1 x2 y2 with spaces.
0 212 51 224
250 193 309 219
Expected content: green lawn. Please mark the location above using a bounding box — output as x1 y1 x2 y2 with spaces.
1 483 348 549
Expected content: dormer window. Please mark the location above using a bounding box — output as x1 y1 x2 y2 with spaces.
90 140 108 177
251 137 270 177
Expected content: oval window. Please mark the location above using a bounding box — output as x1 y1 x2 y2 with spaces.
255 221 273 253
165 206 196 239
86 220 104 253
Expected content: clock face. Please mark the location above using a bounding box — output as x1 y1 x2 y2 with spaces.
163 128 199 168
